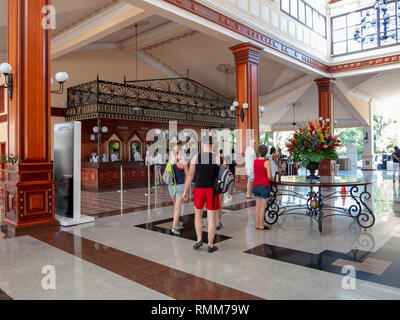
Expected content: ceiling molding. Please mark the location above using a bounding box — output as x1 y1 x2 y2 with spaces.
121 22 190 51
52 0 121 38
51 2 151 59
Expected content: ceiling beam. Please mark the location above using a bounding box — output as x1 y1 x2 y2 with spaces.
121 22 189 52
51 2 151 59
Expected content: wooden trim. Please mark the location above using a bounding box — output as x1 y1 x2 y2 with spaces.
331 54 400 73
0 114 7 123
50 107 65 117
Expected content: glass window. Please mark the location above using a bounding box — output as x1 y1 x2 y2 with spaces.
331 0 400 56
347 12 361 27
281 0 290 13
333 41 347 55
332 16 346 31
333 28 347 42
380 31 397 46
281 0 326 38
319 15 326 37
347 39 362 52
362 35 378 50
290 0 298 18
298 0 305 24
313 11 319 31
306 5 313 28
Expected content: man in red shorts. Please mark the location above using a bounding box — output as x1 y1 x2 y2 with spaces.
183 136 221 253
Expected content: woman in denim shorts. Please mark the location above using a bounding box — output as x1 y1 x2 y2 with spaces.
168 145 189 235
253 145 273 230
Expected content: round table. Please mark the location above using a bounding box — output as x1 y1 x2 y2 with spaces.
265 176 375 234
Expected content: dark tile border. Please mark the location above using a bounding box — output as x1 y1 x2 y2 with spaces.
245 236 400 290
135 210 232 244
33 231 263 300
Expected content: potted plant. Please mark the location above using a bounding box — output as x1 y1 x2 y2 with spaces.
286 119 342 180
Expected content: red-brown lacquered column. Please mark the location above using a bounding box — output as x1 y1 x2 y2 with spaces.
230 43 263 189
5 0 55 231
316 78 336 176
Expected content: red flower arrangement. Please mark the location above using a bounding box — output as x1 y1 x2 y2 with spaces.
286 119 342 167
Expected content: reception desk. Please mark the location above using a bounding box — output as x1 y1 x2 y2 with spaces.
82 161 154 192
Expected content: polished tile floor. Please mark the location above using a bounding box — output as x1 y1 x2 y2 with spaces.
1 169 400 300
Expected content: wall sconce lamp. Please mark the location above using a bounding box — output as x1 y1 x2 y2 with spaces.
0 63 13 101
319 117 331 123
230 101 250 122
51 72 69 94
259 105 265 117
364 132 369 144
0 63 69 98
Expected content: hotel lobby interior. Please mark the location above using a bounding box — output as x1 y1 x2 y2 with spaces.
2 0 400 302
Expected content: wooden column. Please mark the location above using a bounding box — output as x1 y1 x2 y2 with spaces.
230 43 263 188
5 0 55 230
316 78 336 176
315 78 335 132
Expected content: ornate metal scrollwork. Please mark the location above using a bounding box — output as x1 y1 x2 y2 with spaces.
265 184 280 225
349 186 374 228
66 77 236 127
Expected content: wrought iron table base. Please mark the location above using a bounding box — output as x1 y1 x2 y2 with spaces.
265 184 375 234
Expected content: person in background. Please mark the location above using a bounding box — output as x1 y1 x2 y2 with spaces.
277 147 286 174
393 146 400 181
216 149 231 231
164 149 170 163
169 144 189 235
134 147 143 161
245 140 256 199
253 144 273 230
183 136 221 253
153 149 163 187
270 147 284 181
111 150 119 162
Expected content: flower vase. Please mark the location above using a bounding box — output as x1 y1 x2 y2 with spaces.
306 162 320 180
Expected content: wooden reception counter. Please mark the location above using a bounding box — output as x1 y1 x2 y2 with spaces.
81 161 151 192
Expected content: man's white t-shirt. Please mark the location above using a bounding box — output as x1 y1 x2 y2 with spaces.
134 151 143 161
245 146 255 170
111 153 119 162
153 153 163 165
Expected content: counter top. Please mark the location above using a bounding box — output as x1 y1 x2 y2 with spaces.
82 161 146 169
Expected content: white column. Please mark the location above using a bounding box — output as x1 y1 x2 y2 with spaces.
362 100 375 170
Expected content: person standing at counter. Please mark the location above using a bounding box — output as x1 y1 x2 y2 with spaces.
111 150 119 162
153 149 163 187
134 147 143 161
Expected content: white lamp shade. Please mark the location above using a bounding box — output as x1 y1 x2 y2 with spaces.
93 127 99 133
101 126 108 133
259 106 265 113
0 63 12 75
155 129 161 135
233 101 239 107
243 103 249 109
319 117 323 121
55 72 69 83
326 118 331 123
230 105 235 111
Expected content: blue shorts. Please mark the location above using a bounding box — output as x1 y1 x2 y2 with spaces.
253 185 271 200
